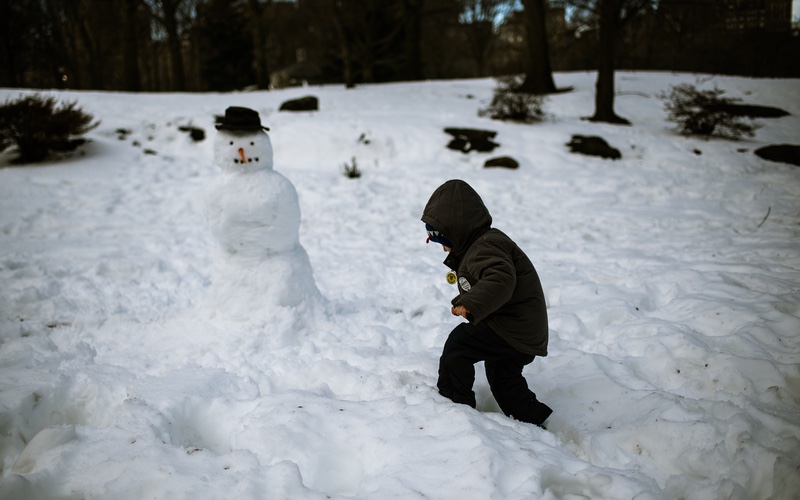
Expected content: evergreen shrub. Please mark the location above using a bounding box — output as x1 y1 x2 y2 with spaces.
479 76 546 124
659 83 760 140
0 94 99 164
342 157 361 178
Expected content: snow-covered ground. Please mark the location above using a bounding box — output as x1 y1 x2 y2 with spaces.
1 72 798 500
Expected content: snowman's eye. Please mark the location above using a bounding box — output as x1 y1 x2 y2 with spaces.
229 141 234 145
250 142 254 146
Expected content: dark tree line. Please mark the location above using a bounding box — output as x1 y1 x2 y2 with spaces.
1 0 796 96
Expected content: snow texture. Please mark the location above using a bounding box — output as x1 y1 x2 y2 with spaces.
1 72 799 500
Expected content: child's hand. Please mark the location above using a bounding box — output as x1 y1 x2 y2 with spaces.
451 305 470 319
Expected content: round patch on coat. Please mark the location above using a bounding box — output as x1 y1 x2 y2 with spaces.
458 276 472 292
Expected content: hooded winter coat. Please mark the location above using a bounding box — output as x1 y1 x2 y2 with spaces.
422 179 548 356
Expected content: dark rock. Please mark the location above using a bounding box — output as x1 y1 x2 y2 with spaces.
755 144 800 166
484 156 519 169
705 103 789 118
444 128 499 153
178 126 206 142
566 135 621 160
447 137 470 152
279 96 319 112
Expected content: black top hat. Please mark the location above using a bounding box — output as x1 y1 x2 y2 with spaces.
215 106 270 131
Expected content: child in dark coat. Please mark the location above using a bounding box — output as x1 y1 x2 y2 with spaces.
422 179 552 427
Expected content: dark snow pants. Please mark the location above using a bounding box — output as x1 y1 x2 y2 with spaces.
437 322 552 426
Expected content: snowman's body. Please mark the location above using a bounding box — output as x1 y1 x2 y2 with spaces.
205 127 300 256
205 172 299 256
204 124 321 312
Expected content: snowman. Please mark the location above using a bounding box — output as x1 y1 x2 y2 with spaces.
204 107 322 317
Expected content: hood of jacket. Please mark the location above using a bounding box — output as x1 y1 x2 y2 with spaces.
421 179 492 257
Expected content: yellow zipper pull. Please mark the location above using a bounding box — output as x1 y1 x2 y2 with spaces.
446 271 457 285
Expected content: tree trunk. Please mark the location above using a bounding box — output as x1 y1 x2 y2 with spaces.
330 2 355 88
400 0 425 81
249 0 271 89
460 0 502 78
122 0 142 91
64 0 102 89
358 0 376 84
0 1 20 87
466 20 492 77
161 0 186 91
590 0 629 124
60 15 84 89
519 0 556 94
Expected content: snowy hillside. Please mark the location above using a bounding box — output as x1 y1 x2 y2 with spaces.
1 72 798 500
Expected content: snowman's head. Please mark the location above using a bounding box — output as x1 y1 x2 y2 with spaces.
214 129 274 173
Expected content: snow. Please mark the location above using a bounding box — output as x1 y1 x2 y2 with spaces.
1 72 799 500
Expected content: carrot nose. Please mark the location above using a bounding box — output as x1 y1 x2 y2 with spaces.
238 147 247 163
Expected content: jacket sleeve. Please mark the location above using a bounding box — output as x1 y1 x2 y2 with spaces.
453 240 516 324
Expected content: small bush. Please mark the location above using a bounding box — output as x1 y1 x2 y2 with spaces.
0 93 99 163
659 83 760 140
479 76 546 124
342 157 361 178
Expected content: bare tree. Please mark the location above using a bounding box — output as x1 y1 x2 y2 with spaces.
568 0 653 124
0 0 55 87
591 0 626 123
518 0 556 94
303 0 356 87
248 0 273 89
150 0 192 90
36 0 130 90
352 0 405 83
399 0 426 81
63 0 107 89
302 0 406 87
350 0 380 83
0 0 20 87
194 0 256 91
122 0 143 91
332 0 357 87
458 0 507 77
